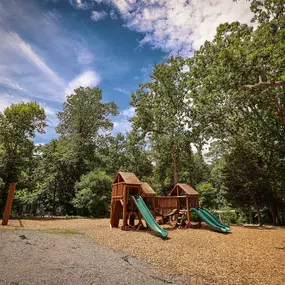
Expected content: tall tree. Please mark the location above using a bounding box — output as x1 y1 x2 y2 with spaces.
131 57 197 185
0 101 46 215
57 86 118 178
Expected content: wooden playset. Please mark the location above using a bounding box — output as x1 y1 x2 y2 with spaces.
110 172 200 231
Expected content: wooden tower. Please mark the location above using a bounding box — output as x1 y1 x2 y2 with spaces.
110 172 155 230
169 183 199 227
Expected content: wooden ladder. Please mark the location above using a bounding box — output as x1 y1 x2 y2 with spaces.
176 210 187 228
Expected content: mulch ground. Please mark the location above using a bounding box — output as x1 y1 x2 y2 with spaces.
2 218 285 285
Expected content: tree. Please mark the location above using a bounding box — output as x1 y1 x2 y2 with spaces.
196 182 218 209
184 0 285 225
72 170 112 217
0 101 46 215
57 86 118 178
131 57 197 185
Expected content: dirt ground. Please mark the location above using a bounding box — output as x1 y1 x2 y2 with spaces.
0 228 186 285
2 218 285 285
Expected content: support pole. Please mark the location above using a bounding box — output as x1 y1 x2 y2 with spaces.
122 185 128 230
109 200 114 227
2 183 16 226
186 195 191 227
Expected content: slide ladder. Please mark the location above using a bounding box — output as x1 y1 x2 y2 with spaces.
190 208 230 233
132 195 168 238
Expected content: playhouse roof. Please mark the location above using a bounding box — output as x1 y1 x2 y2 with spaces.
169 183 198 196
113 172 141 185
141 182 156 196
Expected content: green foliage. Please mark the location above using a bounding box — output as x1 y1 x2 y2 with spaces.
57 86 118 137
103 131 153 180
196 182 218 209
1 1 285 226
0 101 46 215
72 170 112 217
212 208 244 225
131 56 198 185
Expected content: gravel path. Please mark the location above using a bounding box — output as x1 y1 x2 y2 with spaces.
0 229 187 285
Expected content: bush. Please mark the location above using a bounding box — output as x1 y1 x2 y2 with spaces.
211 207 246 225
196 182 218 209
72 169 112 217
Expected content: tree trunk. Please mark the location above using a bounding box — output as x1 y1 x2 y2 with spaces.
254 196 262 226
172 151 179 186
270 202 280 226
53 180 57 216
248 208 253 224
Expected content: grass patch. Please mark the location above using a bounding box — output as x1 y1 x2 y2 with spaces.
0 226 16 231
39 228 81 236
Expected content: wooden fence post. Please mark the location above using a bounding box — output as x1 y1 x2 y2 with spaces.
2 183 16 226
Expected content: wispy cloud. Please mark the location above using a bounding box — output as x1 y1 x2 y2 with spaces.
69 0 89 10
114 87 129 95
0 77 25 91
110 10 118 20
77 47 94 65
64 70 101 96
91 10 108 21
7 32 64 87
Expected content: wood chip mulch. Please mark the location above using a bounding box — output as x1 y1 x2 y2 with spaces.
3 218 285 285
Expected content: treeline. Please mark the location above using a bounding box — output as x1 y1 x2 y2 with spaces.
0 0 284 225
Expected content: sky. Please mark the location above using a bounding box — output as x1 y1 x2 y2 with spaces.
0 0 254 143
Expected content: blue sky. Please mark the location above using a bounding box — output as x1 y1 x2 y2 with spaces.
0 0 253 143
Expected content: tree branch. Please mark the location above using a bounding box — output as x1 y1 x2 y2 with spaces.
240 76 285 90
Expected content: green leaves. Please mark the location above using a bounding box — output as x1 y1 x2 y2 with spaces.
72 170 112 217
57 86 118 137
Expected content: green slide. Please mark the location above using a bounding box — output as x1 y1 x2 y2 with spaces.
201 208 230 232
190 208 230 233
132 195 168 238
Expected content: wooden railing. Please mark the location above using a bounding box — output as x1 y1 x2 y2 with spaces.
155 196 179 209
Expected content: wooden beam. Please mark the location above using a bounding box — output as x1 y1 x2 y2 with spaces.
186 195 191 228
110 199 113 226
122 185 128 230
2 184 16 226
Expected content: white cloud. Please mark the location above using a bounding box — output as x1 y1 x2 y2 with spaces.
6 32 64 87
64 70 101 96
109 0 253 56
73 0 89 9
113 120 132 134
44 105 59 127
114 87 129 95
77 47 94 64
120 106 135 118
0 77 25 91
112 106 135 134
91 10 108 21
110 10 118 20
0 93 30 112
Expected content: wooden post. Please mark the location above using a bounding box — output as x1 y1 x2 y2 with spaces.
186 195 191 227
2 183 16 226
110 200 114 227
122 185 128 230
197 198 202 227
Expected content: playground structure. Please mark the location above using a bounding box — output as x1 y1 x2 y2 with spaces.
110 172 230 237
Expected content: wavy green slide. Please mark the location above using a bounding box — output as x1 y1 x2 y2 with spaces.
201 208 230 232
190 208 230 233
132 195 168 238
